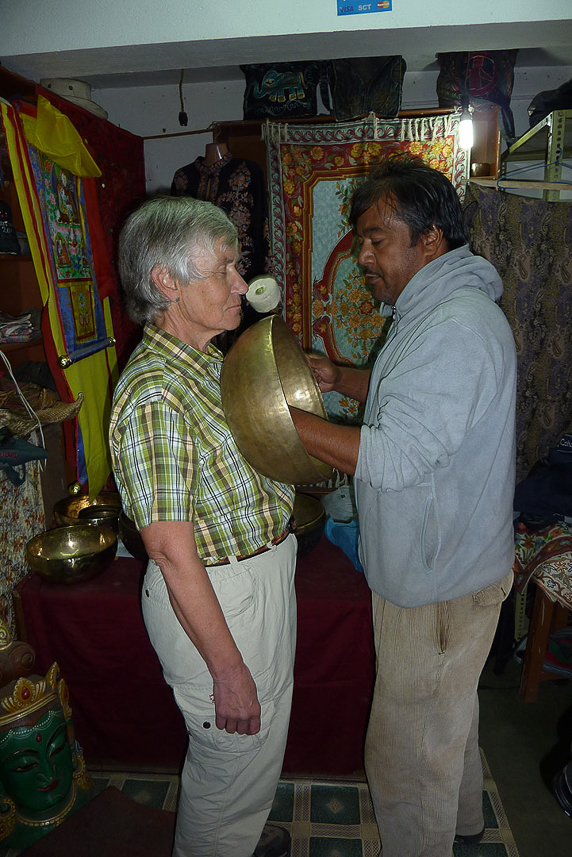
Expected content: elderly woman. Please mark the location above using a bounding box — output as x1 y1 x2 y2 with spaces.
109 197 296 857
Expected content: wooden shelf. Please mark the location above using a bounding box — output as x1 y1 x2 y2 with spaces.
0 338 45 369
469 177 568 191
0 337 43 352
0 253 32 262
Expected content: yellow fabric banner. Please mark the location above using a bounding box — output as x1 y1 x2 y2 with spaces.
1 100 116 497
20 96 101 178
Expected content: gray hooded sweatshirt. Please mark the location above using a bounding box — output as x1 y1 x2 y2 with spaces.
355 245 516 607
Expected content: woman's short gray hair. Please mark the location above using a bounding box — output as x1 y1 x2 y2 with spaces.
118 196 239 325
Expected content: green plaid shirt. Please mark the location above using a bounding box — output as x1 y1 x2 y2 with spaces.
109 324 294 562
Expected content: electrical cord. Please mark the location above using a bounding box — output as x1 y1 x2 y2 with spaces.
498 157 572 188
0 348 46 465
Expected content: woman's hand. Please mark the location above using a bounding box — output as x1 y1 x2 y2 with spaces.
141 520 262 735
212 662 261 735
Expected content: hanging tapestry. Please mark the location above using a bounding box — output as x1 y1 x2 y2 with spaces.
264 113 468 421
0 98 118 495
38 84 146 373
464 183 572 483
26 147 110 362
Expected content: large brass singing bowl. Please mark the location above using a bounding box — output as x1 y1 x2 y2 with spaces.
26 525 117 584
221 315 333 485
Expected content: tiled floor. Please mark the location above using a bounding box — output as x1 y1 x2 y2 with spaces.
80 751 519 857
268 754 518 856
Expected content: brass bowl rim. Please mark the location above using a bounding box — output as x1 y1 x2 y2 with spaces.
78 505 120 519
293 493 326 533
53 492 122 526
27 523 117 556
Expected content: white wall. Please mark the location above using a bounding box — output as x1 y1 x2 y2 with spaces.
93 65 572 195
2 0 571 57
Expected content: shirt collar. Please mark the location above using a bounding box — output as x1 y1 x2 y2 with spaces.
143 324 222 371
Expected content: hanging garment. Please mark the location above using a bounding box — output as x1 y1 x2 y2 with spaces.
171 152 271 282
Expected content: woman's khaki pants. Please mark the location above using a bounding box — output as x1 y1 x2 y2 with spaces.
365 569 513 857
142 535 297 857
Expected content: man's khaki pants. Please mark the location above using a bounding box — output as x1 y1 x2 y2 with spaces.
365 569 513 857
142 535 297 857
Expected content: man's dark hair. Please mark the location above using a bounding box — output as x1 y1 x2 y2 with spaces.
349 154 468 250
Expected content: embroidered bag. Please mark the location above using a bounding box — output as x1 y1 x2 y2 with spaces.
327 56 406 120
240 61 325 120
436 50 518 141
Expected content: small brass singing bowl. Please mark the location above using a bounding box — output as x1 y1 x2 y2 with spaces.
78 504 121 535
26 525 117 584
221 315 333 485
53 492 122 527
293 492 326 557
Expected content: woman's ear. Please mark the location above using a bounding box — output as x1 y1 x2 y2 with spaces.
151 264 179 301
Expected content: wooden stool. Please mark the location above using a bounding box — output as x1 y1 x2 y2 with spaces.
513 522 572 702
519 564 572 702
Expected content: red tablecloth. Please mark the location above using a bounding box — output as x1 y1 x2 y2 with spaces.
14 536 374 775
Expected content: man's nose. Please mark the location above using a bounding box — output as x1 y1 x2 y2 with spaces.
358 242 373 267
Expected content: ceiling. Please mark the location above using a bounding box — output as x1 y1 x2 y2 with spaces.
2 22 572 92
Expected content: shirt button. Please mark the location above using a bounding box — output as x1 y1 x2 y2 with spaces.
203 721 211 729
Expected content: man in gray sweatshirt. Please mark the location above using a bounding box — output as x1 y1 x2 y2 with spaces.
291 155 516 857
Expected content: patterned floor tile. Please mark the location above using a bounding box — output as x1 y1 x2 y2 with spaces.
308 836 365 856
310 785 362 825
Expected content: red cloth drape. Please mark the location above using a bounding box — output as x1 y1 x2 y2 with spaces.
15 538 374 775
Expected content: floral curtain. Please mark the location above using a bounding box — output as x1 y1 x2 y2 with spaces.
464 183 572 482
264 113 468 422
0 460 45 636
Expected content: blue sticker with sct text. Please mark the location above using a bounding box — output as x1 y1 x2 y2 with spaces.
337 1 392 15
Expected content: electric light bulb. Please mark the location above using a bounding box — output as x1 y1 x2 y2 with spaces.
459 111 474 150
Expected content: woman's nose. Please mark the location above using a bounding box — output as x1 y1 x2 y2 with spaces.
233 270 248 294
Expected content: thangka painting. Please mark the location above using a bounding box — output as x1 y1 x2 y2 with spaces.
264 113 469 421
26 146 110 363
2 96 118 495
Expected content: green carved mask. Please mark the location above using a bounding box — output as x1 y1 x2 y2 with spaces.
0 707 73 815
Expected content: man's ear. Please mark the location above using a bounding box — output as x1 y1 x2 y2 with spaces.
151 264 178 300
421 225 446 261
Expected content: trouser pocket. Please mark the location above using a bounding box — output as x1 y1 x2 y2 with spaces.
473 568 513 607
